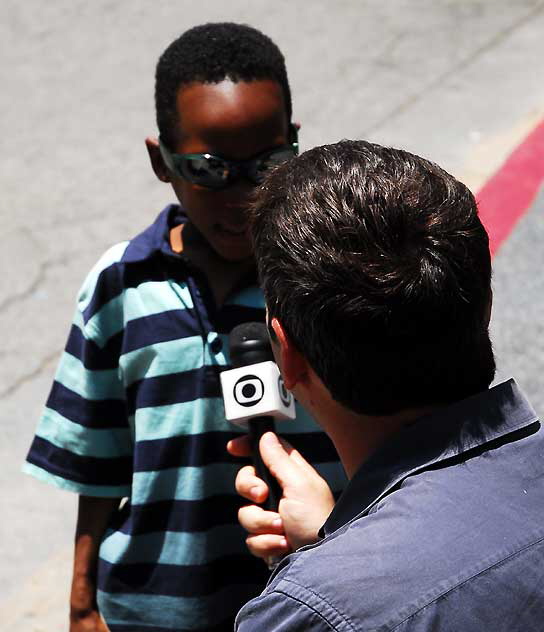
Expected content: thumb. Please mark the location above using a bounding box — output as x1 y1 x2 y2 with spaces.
259 432 301 488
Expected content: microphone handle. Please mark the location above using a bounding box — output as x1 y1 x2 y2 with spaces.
248 417 283 511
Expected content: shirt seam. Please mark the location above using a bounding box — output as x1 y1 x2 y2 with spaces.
324 412 540 537
276 577 357 631
390 532 544 630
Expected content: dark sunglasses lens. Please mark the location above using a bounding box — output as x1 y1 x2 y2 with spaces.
250 148 297 183
180 156 229 188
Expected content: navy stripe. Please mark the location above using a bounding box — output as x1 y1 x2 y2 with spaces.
84 257 191 323
66 325 122 370
121 310 202 354
47 381 127 429
283 432 340 465
213 305 265 333
98 554 268 597
126 366 222 415
120 306 265 355
134 432 246 471
132 431 337 472
118 495 248 534
108 617 237 632
83 262 125 324
27 436 132 486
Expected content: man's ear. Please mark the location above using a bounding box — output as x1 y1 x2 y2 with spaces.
270 317 308 390
145 137 171 183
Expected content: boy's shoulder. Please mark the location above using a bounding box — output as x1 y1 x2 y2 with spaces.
77 204 183 312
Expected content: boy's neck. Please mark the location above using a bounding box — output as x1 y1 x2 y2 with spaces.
169 223 255 307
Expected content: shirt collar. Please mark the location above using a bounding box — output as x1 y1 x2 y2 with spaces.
122 204 186 263
322 379 539 537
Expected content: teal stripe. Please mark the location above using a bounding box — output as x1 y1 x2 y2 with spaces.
119 334 229 387
35 407 132 458
77 242 129 313
99 524 247 565
97 583 261 630
131 462 242 504
84 281 194 347
22 462 130 497
83 295 124 346
226 285 265 309
129 395 323 443
131 398 233 441
130 460 344 505
55 352 124 400
123 281 194 320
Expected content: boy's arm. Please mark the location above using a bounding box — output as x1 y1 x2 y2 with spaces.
70 495 121 632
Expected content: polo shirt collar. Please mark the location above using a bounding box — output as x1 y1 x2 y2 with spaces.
122 204 187 263
322 379 539 537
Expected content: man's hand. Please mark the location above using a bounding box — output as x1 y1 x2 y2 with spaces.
227 432 336 560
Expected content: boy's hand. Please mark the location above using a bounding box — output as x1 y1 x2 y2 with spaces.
70 608 110 631
70 575 109 631
70 496 119 632
227 432 335 560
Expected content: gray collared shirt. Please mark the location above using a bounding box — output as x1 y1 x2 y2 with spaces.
236 380 544 631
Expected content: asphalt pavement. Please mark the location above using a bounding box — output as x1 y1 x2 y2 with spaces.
1 1 543 629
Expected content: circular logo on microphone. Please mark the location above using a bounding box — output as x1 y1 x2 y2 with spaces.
278 375 292 407
234 375 265 407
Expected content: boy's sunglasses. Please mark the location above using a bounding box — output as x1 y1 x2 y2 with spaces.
158 136 299 190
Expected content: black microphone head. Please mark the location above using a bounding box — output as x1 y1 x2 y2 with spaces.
229 322 273 368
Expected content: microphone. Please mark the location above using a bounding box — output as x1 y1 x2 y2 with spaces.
221 322 296 512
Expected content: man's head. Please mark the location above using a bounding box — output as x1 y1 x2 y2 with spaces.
146 23 295 261
252 140 495 415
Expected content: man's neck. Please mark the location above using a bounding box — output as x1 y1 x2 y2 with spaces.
327 406 438 478
301 378 438 478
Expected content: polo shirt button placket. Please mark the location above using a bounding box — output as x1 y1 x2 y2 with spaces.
210 337 223 354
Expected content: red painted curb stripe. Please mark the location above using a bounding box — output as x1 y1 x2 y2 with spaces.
476 118 544 256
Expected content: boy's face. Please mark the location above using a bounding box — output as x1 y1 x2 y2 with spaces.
155 79 290 262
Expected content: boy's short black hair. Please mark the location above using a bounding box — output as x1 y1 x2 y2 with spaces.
156 22 292 147
251 140 496 416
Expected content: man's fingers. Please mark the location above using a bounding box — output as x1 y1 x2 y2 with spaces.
234 465 269 503
227 435 251 457
245 533 291 560
238 504 284 535
259 432 303 487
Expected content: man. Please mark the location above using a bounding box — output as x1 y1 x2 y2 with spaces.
231 140 544 630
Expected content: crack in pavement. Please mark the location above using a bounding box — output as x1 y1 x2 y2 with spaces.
0 347 61 399
0 257 64 313
361 2 544 136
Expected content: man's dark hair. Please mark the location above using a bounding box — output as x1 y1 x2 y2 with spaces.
155 22 292 147
251 140 495 415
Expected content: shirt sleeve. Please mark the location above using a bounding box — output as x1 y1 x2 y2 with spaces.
24 243 133 497
236 590 340 632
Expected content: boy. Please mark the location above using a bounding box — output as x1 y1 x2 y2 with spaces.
24 23 344 632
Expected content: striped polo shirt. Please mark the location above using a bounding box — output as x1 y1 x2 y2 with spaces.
24 205 346 632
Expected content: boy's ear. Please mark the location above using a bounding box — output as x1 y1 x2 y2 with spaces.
289 123 300 146
270 317 308 390
145 137 171 183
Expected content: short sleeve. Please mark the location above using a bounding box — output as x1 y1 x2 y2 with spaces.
24 243 133 497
